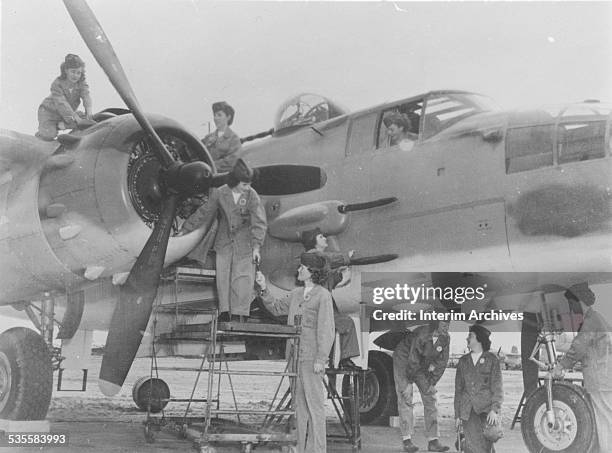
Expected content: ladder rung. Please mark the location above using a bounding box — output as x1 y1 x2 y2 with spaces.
153 366 206 372
213 370 297 377
211 409 295 415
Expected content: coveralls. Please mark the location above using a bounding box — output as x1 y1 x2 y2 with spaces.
308 248 360 361
202 126 242 173
37 77 90 140
454 351 503 453
260 285 335 453
181 184 266 316
559 307 612 453
393 325 449 440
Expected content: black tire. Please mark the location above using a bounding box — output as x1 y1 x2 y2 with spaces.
521 383 597 453
342 350 397 425
0 327 53 420
132 376 170 413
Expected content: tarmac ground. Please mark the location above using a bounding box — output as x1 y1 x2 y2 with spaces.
0 357 534 452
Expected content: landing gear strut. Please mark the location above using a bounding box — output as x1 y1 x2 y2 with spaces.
520 298 597 453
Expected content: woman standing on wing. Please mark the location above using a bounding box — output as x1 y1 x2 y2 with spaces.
202 101 242 172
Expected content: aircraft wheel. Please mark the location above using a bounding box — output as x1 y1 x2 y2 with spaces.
341 350 396 425
0 327 53 420
521 383 596 453
132 376 170 413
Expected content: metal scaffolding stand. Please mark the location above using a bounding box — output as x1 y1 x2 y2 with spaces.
191 321 301 453
142 266 302 453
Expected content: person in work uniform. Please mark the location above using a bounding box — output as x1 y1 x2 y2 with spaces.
300 227 360 370
393 318 451 452
202 101 242 173
552 283 612 453
454 324 503 453
180 158 266 322
255 252 335 453
36 53 95 140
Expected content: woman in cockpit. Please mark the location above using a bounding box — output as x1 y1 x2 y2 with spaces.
383 112 417 149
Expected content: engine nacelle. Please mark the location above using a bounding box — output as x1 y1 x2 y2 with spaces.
0 114 212 303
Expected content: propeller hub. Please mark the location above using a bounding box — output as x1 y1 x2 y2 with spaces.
164 161 213 197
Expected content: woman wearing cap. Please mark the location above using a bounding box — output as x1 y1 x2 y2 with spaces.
383 112 417 149
180 158 266 322
202 101 242 172
36 53 94 140
255 253 335 453
454 324 503 453
300 227 360 371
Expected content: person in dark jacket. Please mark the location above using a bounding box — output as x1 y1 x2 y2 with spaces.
180 159 266 322
393 319 451 452
300 227 360 370
454 324 503 453
202 101 242 172
552 283 612 453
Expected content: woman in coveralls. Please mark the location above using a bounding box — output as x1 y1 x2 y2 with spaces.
202 101 243 172
255 252 335 453
36 53 94 140
454 324 503 453
180 158 266 322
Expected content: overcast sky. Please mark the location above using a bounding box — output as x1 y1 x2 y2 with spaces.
1 1 611 138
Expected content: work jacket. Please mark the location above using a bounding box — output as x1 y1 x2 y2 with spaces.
202 127 242 173
181 185 266 258
40 77 90 126
559 307 612 391
393 325 450 386
454 351 503 420
260 285 335 366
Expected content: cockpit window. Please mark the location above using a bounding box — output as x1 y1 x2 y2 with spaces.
422 93 498 139
275 93 346 133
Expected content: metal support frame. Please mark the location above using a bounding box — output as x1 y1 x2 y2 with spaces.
143 266 302 451
56 368 88 391
324 368 362 452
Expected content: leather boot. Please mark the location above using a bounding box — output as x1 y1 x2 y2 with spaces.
428 438 450 452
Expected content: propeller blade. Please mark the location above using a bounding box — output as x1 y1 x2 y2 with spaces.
99 194 178 396
63 0 174 168
349 254 398 266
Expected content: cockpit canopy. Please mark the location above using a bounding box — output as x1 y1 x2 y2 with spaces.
274 93 347 134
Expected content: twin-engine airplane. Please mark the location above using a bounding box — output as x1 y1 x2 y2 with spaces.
1 2 611 451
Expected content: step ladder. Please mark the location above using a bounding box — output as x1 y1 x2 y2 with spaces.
141 263 302 452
